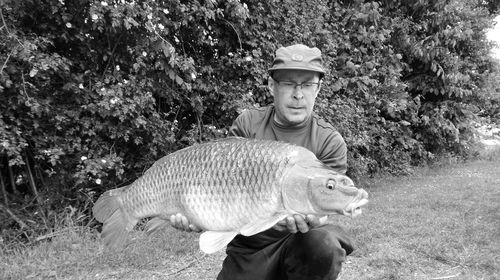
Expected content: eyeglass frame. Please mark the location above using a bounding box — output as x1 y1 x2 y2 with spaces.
271 78 321 93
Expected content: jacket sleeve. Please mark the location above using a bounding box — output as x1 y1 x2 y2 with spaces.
318 131 347 174
228 110 252 138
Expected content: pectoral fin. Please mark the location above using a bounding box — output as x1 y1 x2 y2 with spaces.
145 217 169 235
199 231 238 254
239 214 289 236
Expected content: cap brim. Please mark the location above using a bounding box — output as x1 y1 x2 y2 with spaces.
268 66 325 75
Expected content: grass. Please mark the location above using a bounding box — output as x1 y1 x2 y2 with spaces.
1 158 499 280
336 158 500 280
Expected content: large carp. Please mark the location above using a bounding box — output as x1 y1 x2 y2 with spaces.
93 137 368 254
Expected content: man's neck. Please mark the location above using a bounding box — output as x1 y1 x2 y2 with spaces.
273 113 311 129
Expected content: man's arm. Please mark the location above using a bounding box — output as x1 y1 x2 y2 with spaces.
228 110 251 137
318 130 348 174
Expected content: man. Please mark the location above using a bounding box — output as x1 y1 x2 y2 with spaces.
171 44 354 280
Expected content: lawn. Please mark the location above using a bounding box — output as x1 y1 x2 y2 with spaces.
1 158 499 280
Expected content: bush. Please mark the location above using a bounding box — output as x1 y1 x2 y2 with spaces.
0 0 499 236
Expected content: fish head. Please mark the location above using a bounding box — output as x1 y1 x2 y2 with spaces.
308 172 369 217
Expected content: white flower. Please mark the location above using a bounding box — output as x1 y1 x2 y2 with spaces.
110 97 119 104
163 9 169 15
66 22 72 28
101 159 107 163
174 36 179 43
147 14 153 20
91 14 98 21
157 23 165 30
95 178 102 184
245 56 252 62
59 0 65 5
16 175 23 185
84 18 88 24
101 87 105 91
142 51 147 57
79 83 84 89
115 65 120 71
101 1 108 6
123 79 129 84
191 72 196 80
80 156 87 161
228 52 233 56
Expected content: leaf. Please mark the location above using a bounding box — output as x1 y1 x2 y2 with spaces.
29 68 38 77
175 75 184 85
168 70 176 80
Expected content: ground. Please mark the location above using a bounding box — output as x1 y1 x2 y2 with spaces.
1 146 499 279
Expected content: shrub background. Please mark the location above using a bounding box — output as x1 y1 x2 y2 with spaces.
0 0 499 235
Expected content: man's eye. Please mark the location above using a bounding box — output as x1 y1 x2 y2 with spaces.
302 83 315 88
282 82 295 87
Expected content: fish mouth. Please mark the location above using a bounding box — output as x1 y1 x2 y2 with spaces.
342 189 369 218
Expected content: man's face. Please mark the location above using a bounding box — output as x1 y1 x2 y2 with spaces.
268 69 321 126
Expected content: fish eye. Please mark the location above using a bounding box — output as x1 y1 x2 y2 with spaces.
326 180 336 190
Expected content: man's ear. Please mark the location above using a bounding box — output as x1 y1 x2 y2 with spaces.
316 79 323 94
268 77 275 97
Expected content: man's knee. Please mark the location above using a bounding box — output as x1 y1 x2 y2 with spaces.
298 228 346 261
282 228 347 279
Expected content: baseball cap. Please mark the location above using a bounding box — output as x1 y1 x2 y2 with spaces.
268 44 325 77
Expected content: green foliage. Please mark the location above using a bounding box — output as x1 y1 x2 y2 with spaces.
0 0 499 233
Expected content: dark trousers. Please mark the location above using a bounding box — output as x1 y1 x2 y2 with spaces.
217 224 354 280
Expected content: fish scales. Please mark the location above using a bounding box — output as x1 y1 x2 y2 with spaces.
93 137 369 253
120 139 293 228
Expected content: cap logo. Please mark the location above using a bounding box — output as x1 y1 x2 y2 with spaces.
291 54 303 61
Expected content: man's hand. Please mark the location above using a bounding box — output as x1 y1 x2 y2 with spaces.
170 213 202 232
273 214 327 233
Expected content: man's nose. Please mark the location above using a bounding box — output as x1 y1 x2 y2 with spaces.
292 86 304 99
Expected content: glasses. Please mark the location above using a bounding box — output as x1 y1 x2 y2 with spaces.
272 78 320 93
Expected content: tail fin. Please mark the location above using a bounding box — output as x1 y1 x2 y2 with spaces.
93 187 138 250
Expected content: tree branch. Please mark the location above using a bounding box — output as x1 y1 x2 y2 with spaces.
0 4 10 34
223 19 242 51
24 151 42 205
0 50 11 75
0 171 8 205
0 204 28 229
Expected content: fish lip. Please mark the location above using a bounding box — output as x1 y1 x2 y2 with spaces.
342 189 369 217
